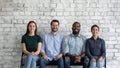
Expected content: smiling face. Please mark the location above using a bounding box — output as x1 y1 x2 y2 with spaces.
72 22 80 35
28 22 36 34
51 22 59 32
91 25 99 37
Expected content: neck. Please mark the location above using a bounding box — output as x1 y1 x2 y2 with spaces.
29 32 35 36
73 33 79 37
93 36 98 40
51 31 57 35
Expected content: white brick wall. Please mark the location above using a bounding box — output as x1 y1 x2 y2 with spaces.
0 0 120 68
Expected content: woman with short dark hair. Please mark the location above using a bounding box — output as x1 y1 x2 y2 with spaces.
86 24 106 68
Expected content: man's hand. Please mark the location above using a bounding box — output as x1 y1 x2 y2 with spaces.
43 54 48 61
74 56 81 63
55 53 63 60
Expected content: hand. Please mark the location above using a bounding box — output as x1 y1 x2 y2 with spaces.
98 57 103 62
31 52 35 55
22 55 27 60
43 54 48 61
55 54 63 60
74 56 81 63
91 58 96 62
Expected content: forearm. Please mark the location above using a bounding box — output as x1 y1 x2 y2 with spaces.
80 53 85 58
65 53 75 58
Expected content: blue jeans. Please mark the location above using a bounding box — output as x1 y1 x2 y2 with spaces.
24 54 39 68
40 57 64 68
64 56 88 68
90 56 105 68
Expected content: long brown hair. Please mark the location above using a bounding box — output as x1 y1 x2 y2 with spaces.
25 21 37 35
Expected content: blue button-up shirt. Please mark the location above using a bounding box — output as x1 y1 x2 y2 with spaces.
41 32 63 60
63 34 86 56
86 37 106 59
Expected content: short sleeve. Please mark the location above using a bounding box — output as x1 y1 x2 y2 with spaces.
37 36 42 43
21 35 25 43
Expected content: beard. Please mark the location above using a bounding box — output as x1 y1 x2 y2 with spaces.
73 31 79 35
52 28 58 32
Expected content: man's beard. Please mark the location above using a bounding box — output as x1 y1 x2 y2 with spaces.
52 29 58 32
73 31 79 35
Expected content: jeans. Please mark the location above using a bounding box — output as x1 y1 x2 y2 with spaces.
24 54 39 68
90 56 105 68
64 56 88 68
40 57 64 68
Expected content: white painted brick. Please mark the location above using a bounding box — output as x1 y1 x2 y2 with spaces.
70 12 75 16
25 12 31 15
114 12 120 16
38 12 43 15
63 12 70 16
76 12 82 16
31 12 38 16
1 24 13 28
65 8 74 12
107 49 118 52
70 3 76 8
91 16 102 19
106 53 114 57
44 12 51 16
57 12 63 16
50 12 56 16
115 53 120 56
115 45 120 49
89 12 95 16
50 3 57 8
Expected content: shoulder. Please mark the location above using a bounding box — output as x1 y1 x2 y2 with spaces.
22 34 27 39
63 34 72 41
79 34 86 40
98 37 105 43
86 38 92 42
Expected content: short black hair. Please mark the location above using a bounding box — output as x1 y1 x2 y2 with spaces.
72 22 81 27
91 24 99 31
50 19 59 25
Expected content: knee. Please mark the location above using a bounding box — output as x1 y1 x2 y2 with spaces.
27 54 33 59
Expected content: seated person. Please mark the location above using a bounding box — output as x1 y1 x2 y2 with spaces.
63 22 86 68
86 24 106 68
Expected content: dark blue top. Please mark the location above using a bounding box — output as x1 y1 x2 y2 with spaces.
86 37 106 59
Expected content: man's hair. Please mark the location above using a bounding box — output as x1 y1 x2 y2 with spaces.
72 22 81 27
50 19 59 25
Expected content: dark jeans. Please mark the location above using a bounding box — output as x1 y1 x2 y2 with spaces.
40 57 64 68
64 56 89 68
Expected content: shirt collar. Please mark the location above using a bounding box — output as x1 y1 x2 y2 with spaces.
91 36 100 40
71 33 81 37
50 32 59 36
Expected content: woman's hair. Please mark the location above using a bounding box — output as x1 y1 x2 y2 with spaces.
25 21 37 35
91 24 99 31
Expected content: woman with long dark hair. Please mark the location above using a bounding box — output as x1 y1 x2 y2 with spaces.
21 21 42 68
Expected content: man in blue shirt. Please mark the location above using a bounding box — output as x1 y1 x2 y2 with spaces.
63 22 86 68
40 19 64 68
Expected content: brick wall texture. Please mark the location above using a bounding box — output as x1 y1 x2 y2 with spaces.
0 0 120 68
